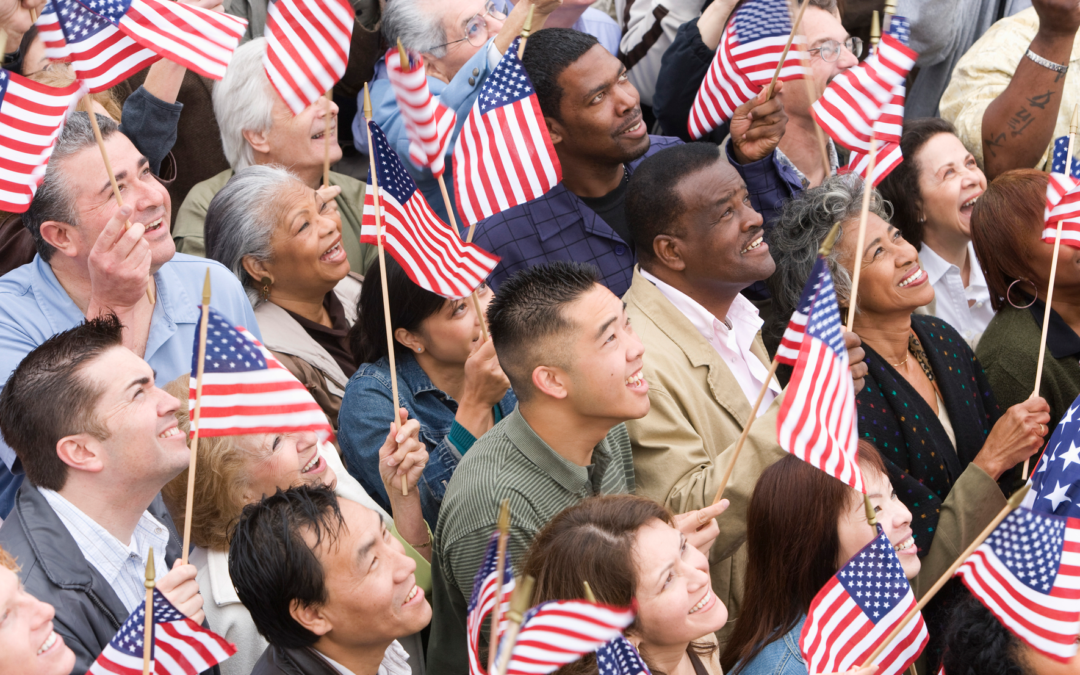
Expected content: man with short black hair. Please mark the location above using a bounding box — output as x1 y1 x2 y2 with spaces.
229 485 428 675
0 315 207 674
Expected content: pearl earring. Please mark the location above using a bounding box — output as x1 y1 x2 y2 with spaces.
416 347 423 353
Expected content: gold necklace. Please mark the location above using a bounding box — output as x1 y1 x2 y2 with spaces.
891 353 909 368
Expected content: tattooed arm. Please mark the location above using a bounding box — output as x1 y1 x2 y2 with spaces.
980 0 1080 180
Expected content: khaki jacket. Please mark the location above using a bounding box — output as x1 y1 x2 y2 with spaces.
253 274 362 429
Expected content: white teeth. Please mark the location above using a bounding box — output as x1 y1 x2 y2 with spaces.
625 371 645 386
962 197 979 208
898 268 923 287
894 536 914 552
322 243 342 259
689 591 711 614
37 631 56 655
404 585 418 604
158 427 181 439
741 236 764 254
301 455 319 473
144 218 163 232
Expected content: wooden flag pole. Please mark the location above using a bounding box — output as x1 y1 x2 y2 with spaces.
765 0 810 100
844 134 880 333
858 485 1030 669
83 97 156 306
487 500 511 674
141 550 155 675
29 7 38 23
712 223 841 505
495 575 536 675
181 270 211 565
0 28 6 58
582 581 597 603
366 83 408 498
1025 104 1079 479
323 89 333 188
516 5 535 60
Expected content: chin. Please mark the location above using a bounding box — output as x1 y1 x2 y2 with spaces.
900 558 921 580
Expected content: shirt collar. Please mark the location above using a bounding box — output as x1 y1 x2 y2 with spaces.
917 243 986 289
318 642 411 675
1028 298 1080 359
773 139 839 188
502 408 611 495
638 267 763 344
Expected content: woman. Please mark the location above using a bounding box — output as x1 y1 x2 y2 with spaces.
768 174 1049 554
0 546 77 675
723 443 1007 675
878 118 992 346
160 376 430 675
973 169 1080 436
205 165 361 429
339 257 515 528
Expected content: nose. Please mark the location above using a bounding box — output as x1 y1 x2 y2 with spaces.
614 79 641 115
486 15 504 36
133 176 165 216
320 95 339 117
160 389 181 418
836 44 859 71
626 327 645 364
741 203 764 231
24 589 55 629
393 545 418 583
296 431 318 454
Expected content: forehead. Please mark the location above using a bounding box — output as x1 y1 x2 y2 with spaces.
557 45 621 98
437 0 484 26
81 346 150 394
800 6 846 42
67 132 141 196
676 159 741 206
914 133 967 168
567 284 621 331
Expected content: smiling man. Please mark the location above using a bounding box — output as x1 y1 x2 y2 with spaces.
0 315 209 675
0 111 256 518
471 28 682 298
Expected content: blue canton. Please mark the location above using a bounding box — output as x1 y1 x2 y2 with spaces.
369 120 420 204
836 526 911 623
596 636 651 675
0 69 9 109
466 532 504 612
732 0 793 43
52 0 117 44
1033 394 1080 517
76 0 132 23
886 15 911 45
804 258 846 358
1051 136 1080 178
194 308 266 374
109 589 188 660
986 508 1066 593
477 38 534 115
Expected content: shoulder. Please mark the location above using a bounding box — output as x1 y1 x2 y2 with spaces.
0 259 36 297
344 360 395 397
164 254 246 295
736 623 807 675
330 171 365 200
911 314 973 356
473 194 552 241
640 135 684 159
182 169 234 205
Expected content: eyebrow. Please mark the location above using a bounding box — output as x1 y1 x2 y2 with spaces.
582 65 627 103
356 532 377 567
100 156 150 196
126 375 152 392
594 302 628 341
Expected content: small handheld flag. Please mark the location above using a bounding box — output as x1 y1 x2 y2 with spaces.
1043 172 1080 248
496 601 636 675
387 46 457 177
596 636 651 675
264 0 353 115
468 531 516 675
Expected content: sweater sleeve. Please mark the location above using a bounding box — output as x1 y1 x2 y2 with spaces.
119 86 183 176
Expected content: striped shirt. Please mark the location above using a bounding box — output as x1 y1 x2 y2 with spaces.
426 408 636 673
40 489 171 614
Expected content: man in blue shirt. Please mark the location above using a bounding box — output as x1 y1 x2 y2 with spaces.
0 112 258 517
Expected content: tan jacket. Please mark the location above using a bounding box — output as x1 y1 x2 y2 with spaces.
623 268 788 645
253 274 363 429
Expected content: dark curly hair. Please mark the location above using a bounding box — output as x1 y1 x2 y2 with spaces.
940 594 1031 675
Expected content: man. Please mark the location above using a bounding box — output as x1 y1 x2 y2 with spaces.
229 485 428 675
427 261 726 672
0 111 256 517
622 142 868 643
940 0 1080 180
0 315 208 674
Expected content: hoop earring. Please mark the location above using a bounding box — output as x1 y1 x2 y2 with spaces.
1006 278 1037 309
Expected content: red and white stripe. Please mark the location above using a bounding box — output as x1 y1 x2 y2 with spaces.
115 0 246 81
500 601 635 675
264 0 353 115
775 303 808 365
386 49 457 177
811 35 916 152
0 72 85 213
842 141 903 188
1044 172 1080 249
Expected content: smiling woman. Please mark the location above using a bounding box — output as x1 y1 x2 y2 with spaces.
0 547 77 675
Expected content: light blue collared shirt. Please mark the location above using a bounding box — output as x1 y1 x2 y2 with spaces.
0 253 259 513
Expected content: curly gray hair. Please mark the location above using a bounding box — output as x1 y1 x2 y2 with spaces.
765 173 893 341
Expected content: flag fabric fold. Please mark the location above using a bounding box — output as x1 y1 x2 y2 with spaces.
264 0 353 115
364 118 500 298
1031 395 1080 516
189 308 334 441
800 525 928 675
0 68 85 212
1043 172 1080 248
87 587 236 675
497 601 635 675
467 532 515 675
386 48 457 177
688 0 804 139
452 36 561 227
596 636 651 675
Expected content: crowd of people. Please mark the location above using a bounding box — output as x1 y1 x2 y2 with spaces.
1 0 1079 673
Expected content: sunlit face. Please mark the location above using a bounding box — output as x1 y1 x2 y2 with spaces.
914 133 987 241
836 467 921 579
783 7 859 118
260 92 341 175
237 432 337 504
836 214 935 317
409 283 494 365
632 519 727 648
0 565 76 675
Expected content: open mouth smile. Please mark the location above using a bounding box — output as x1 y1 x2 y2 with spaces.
741 235 765 255
898 266 924 288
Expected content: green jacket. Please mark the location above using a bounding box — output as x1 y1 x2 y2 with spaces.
172 168 379 275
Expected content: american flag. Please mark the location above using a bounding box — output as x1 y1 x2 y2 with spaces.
452 37 561 227
0 69 84 213
956 507 1080 662
363 119 500 298
1052 135 1080 179
1031 396 1080 516
596 636 651 675
1043 172 1080 248
386 48 457 177
800 526 928 675
190 308 333 441
687 0 805 140
811 31 916 153
467 532 515 675
497 601 635 675
36 0 160 92
87 587 236 675
775 256 864 492
264 0 353 116
74 0 246 81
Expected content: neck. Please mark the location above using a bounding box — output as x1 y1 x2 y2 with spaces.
777 113 828 188
416 354 466 402
1039 282 1080 326
921 233 971 285
269 287 334 325
641 264 745 324
643 641 694 675
557 149 625 199
517 399 614 467
56 478 157 546
543 4 589 29
315 639 390 675
853 310 912 365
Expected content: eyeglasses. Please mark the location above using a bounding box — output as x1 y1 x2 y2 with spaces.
432 1 507 50
807 37 864 63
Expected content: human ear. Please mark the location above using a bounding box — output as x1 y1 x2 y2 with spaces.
532 365 568 400
241 256 273 286
289 599 332 637
56 434 106 474
545 117 563 146
393 327 425 354
39 221 80 259
652 236 686 272
242 128 271 155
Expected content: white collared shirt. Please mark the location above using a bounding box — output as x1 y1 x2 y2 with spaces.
919 243 995 345
320 642 412 675
640 269 781 415
40 489 170 614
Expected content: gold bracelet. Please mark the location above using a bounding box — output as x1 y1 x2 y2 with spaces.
410 536 432 549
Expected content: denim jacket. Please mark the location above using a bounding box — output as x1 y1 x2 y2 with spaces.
734 615 808 675
338 351 517 528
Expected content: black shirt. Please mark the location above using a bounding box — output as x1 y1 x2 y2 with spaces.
580 174 633 253
284 292 357 378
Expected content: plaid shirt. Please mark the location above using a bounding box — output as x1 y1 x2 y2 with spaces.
471 135 682 297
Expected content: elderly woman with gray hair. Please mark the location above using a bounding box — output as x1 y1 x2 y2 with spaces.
204 165 362 429
767 173 1050 556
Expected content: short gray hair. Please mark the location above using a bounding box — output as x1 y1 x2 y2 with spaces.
212 38 276 171
383 0 448 58
766 173 893 340
23 112 119 262
204 165 303 304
